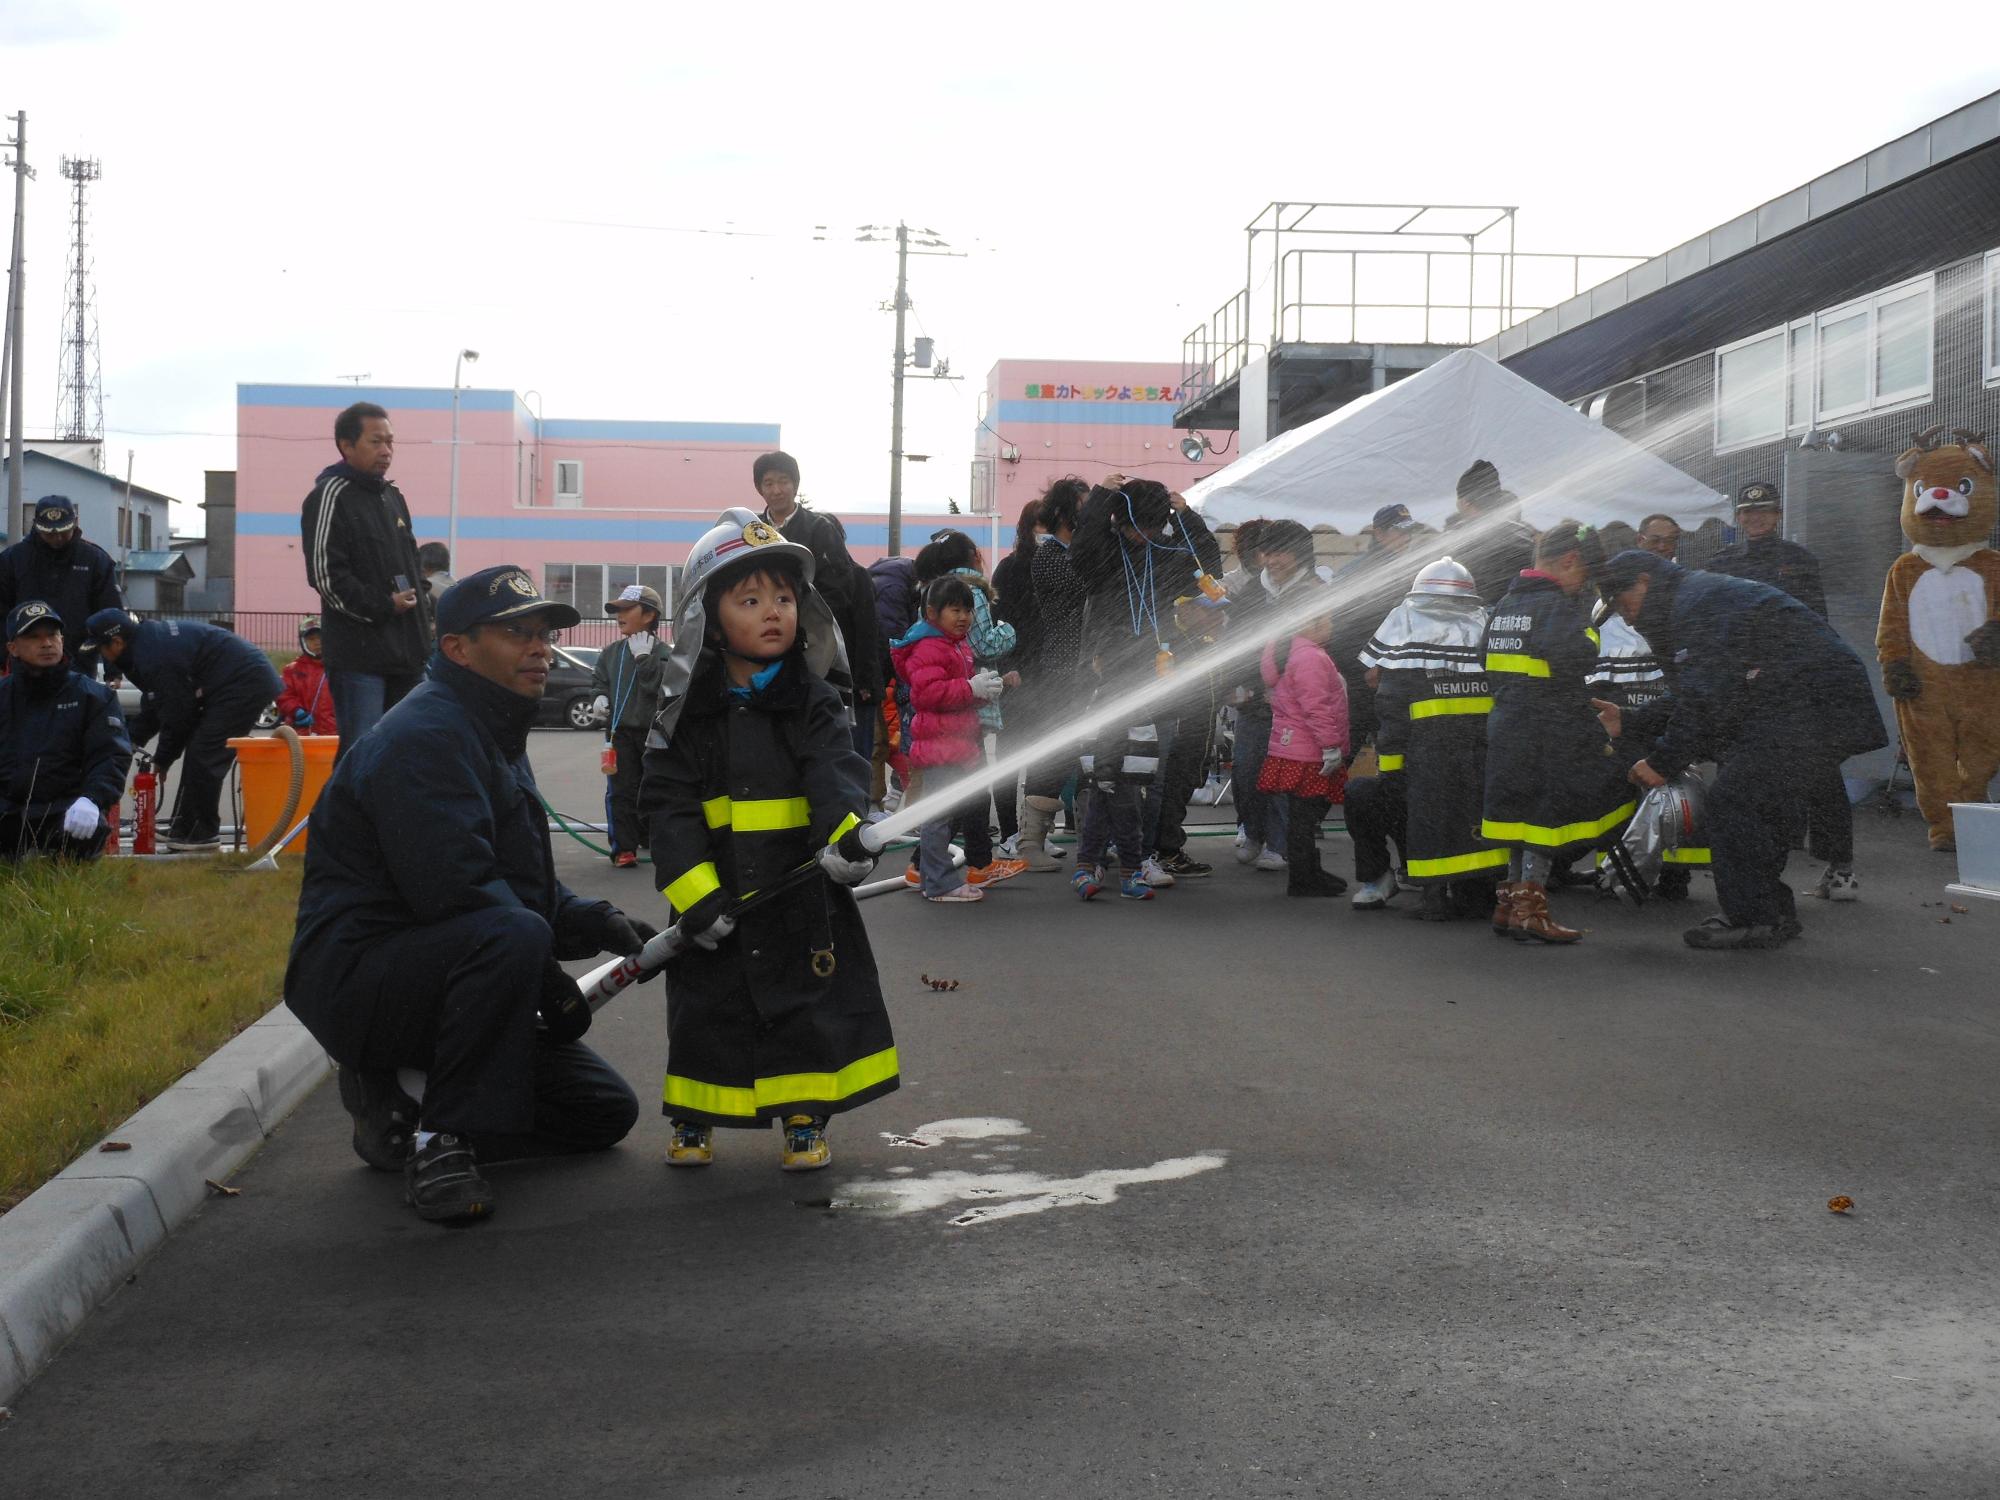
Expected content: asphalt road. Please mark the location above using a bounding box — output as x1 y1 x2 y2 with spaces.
6 728 1998 1497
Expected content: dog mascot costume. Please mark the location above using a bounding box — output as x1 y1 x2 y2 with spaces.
1876 426 2000 851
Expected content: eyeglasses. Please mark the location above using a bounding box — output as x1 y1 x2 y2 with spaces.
487 621 563 645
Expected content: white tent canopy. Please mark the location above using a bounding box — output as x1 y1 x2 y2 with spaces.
1187 349 1728 532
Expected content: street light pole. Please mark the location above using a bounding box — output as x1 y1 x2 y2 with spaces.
448 348 478 566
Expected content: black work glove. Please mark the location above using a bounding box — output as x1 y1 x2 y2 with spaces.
600 911 658 957
1882 659 1922 700
538 958 592 1044
1966 621 2000 669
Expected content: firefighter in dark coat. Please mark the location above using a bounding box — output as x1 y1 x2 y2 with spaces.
642 513 892 1173
285 566 649 1224
1481 524 1634 944
0 600 132 860
81 609 281 852
0 495 123 671
1594 550 1887 950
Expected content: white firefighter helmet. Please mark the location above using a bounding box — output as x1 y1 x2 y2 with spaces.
1409 556 1478 598
675 508 817 632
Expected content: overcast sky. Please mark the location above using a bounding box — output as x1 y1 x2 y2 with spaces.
4 1 1995 533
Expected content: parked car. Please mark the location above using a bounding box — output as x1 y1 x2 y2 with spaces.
540 646 602 730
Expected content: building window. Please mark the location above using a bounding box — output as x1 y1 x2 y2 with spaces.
1786 320 1813 433
545 563 679 618
1714 326 1786 451
554 460 583 507
1984 249 1999 384
1813 274 1933 423
138 512 153 550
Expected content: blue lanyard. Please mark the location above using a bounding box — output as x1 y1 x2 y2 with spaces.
607 641 644 730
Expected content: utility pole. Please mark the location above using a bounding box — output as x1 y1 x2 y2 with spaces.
857 222 959 556
4 112 28 523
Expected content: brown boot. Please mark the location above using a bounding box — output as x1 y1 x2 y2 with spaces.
1490 881 1520 938
1511 882 1582 944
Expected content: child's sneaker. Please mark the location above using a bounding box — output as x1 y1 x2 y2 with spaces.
1073 864 1104 901
967 856 1029 886
666 1120 713 1167
903 865 921 886
996 834 1021 859
925 883 985 903
1137 855 1176 888
1234 827 1255 864
781 1115 831 1171
1118 870 1156 900
1253 846 1288 872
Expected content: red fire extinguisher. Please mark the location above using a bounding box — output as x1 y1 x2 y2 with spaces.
132 752 158 855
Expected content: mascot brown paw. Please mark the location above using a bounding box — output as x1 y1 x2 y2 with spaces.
1882 659 1923 699
1966 620 2000 669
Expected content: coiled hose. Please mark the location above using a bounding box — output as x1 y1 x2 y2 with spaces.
233 723 306 865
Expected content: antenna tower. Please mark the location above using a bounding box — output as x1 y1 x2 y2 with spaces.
54 155 102 444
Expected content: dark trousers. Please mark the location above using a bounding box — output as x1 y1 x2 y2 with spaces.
290 907 638 1153
168 680 277 842
1233 705 1288 851
0 809 110 863
1344 773 1406 883
330 670 421 763
992 724 1020 845
1145 705 1212 857
1708 751 1821 928
1286 795 1332 884
1804 762 1854 868
1078 777 1145 873
605 724 648 855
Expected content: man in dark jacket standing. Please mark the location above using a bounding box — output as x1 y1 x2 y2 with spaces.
1595 551 1886 951
0 601 132 860
301 402 434 759
82 608 279 852
1445 460 1540 608
286 566 648 1225
754 451 878 720
1705 481 1854 900
0 495 123 671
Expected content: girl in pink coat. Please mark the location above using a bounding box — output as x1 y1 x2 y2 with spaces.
1259 591 1351 897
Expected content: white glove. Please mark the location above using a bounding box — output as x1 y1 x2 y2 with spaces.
969 669 1005 702
63 796 101 839
591 694 610 725
690 913 736 952
1319 748 1344 778
818 842 874 886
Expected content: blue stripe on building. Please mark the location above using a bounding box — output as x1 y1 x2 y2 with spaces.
238 384 523 414
239 512 930 547
992 400 1176 427
540 418 780 445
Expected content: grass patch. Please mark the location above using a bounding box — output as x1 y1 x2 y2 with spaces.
0 855 304 1212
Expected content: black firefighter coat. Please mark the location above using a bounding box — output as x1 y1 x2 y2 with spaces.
641 654 896 1126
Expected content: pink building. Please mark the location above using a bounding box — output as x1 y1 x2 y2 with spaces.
235 383 964 620
970 360 1235 528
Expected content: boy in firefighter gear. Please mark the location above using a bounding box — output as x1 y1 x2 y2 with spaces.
1595 550 1885 951
641 511 893 1172
1586 603 1706 900
274 618 338 736
1355 557 1503 919
1876 427 2000 852
1481 523 1632 944
1 600 132 861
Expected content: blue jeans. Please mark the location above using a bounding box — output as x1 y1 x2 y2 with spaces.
918 764 972 896
851 700 875 762
1233 706 1288 851
330 670 420 761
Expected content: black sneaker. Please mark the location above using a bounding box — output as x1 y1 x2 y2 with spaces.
1683 916 1789 951
405 1134 495 1224
1158 850 1213 879
337 1065 419 1172
1413 886 1454 922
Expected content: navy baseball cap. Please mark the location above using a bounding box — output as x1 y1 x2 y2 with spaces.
435 565 581 636
1735 481 1781 511
1372 503 1417 532
5 599 63 641
33 495 77 533
80 607 139 648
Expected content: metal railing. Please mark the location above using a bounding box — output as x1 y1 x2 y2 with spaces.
132 609 640 653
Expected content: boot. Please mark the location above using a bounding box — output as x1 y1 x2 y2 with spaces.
1490 882 1520 938
1016 795 1062 873
1511 882 1582 944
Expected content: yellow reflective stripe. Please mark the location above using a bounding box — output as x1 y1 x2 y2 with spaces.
1409 695 1493 719
662 1046 901 1117
1486 653 1551 678
699 795 812 832
827 811 860 845
731 796 811 832
1407 847 1511 878
1662 846 1711 865
1376 753 1405 771
1481 801 1637 847
1585 626 1601 648
664 861 722 910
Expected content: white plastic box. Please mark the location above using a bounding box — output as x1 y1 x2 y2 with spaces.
1948 803 2000 900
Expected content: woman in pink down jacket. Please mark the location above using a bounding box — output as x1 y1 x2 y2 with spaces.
1258 586 1351 897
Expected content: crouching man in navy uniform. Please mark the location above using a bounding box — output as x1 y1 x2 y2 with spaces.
285 566 648 1225
0 601 132 860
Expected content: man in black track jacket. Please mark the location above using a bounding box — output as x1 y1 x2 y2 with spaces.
300 401 434 758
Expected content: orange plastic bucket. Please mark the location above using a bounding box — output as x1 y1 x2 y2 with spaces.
227 734 339 853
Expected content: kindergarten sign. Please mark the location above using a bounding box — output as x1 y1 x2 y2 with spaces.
1024 383 1185 403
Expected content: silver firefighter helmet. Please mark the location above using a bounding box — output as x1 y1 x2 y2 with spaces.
1409 556 1478 599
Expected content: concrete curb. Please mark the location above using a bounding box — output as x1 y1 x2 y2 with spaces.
0 1001 331 1406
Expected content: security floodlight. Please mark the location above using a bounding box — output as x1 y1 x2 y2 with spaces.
462 349 480 363
1180 434 1210 463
